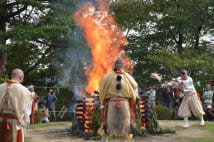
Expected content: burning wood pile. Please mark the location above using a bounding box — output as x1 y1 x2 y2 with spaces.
74 94 99 137
72 94 152 138
137 96 152 130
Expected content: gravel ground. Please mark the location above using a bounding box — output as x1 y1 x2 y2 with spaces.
25 120 213 142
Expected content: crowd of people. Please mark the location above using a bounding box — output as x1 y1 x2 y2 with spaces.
140 71 214 123
140 85 184 120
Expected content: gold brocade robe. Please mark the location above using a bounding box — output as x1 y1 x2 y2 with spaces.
99 71 138 103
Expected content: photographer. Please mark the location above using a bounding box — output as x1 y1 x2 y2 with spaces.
43 88 57 122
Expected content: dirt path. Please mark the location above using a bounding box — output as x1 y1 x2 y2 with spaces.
25 120 213 142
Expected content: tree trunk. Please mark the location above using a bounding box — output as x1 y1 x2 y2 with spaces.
177 32 183 54
0 52 7 73
194 25 202 49
0 3 7 74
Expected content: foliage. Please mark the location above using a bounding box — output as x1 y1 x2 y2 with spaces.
134 111 147 136
34 109 44 124
154 105 172 120
146 110 161 134
93 105 101 136
111 0 214 88
0 0 78 86
0 73 8 83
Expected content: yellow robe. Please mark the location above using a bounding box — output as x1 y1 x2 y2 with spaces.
99 71 138 102
0 81 33 142
98 71 138 139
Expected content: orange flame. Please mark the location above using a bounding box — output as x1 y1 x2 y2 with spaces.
74 0 133 94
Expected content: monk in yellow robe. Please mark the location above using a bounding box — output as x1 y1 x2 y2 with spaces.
0 68 33 142
98 59 138 142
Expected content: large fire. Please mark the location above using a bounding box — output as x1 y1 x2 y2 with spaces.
74 0 133 94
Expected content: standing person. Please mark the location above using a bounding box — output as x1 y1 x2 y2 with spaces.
162 86 174 110
98 59 138 142
203 84 213 110
28 85 40 124
173 89 184 120
43 88 57 122
143 84 156 108
202 84 213 120
0 68 33 142
164 70 205 127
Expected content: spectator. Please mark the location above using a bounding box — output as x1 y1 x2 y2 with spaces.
203 84 213 110
28 85 40 124
43 88 57 122
173 89 184 120
202 84 213 121
41 107 49 123
143 84 156 108
206 105 214 121
162 86 174 110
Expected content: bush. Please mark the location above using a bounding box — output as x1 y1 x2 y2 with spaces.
34 109 44 124
154 105 172 120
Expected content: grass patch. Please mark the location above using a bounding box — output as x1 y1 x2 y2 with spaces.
175 121 214 142
191 138 214 142
27 121 71 129
175 137 214 142
202 121 214 132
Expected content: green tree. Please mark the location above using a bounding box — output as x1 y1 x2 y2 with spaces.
111 0 214 87
0 0 77 85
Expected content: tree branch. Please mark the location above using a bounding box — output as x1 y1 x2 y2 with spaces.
34 39 59 48
6 2 19 8
24 47 53 75
169 29 178 44
0 5 27 21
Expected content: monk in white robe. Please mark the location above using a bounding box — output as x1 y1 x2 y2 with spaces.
0 68 33 142
98 59 138 142
165 70 205 127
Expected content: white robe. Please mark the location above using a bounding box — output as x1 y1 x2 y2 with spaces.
168 76 204 118
0 81 33 142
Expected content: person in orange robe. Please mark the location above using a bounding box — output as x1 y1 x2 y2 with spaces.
28 85 40 124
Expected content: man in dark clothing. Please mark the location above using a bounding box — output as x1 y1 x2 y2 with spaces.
162 86 174 110
207 105 214 121
43 89 57 122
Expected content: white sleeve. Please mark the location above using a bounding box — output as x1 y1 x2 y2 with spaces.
26 102 32 115
24 107 31 125
167 81 180 88
134 88 138 96
150 90 156 98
